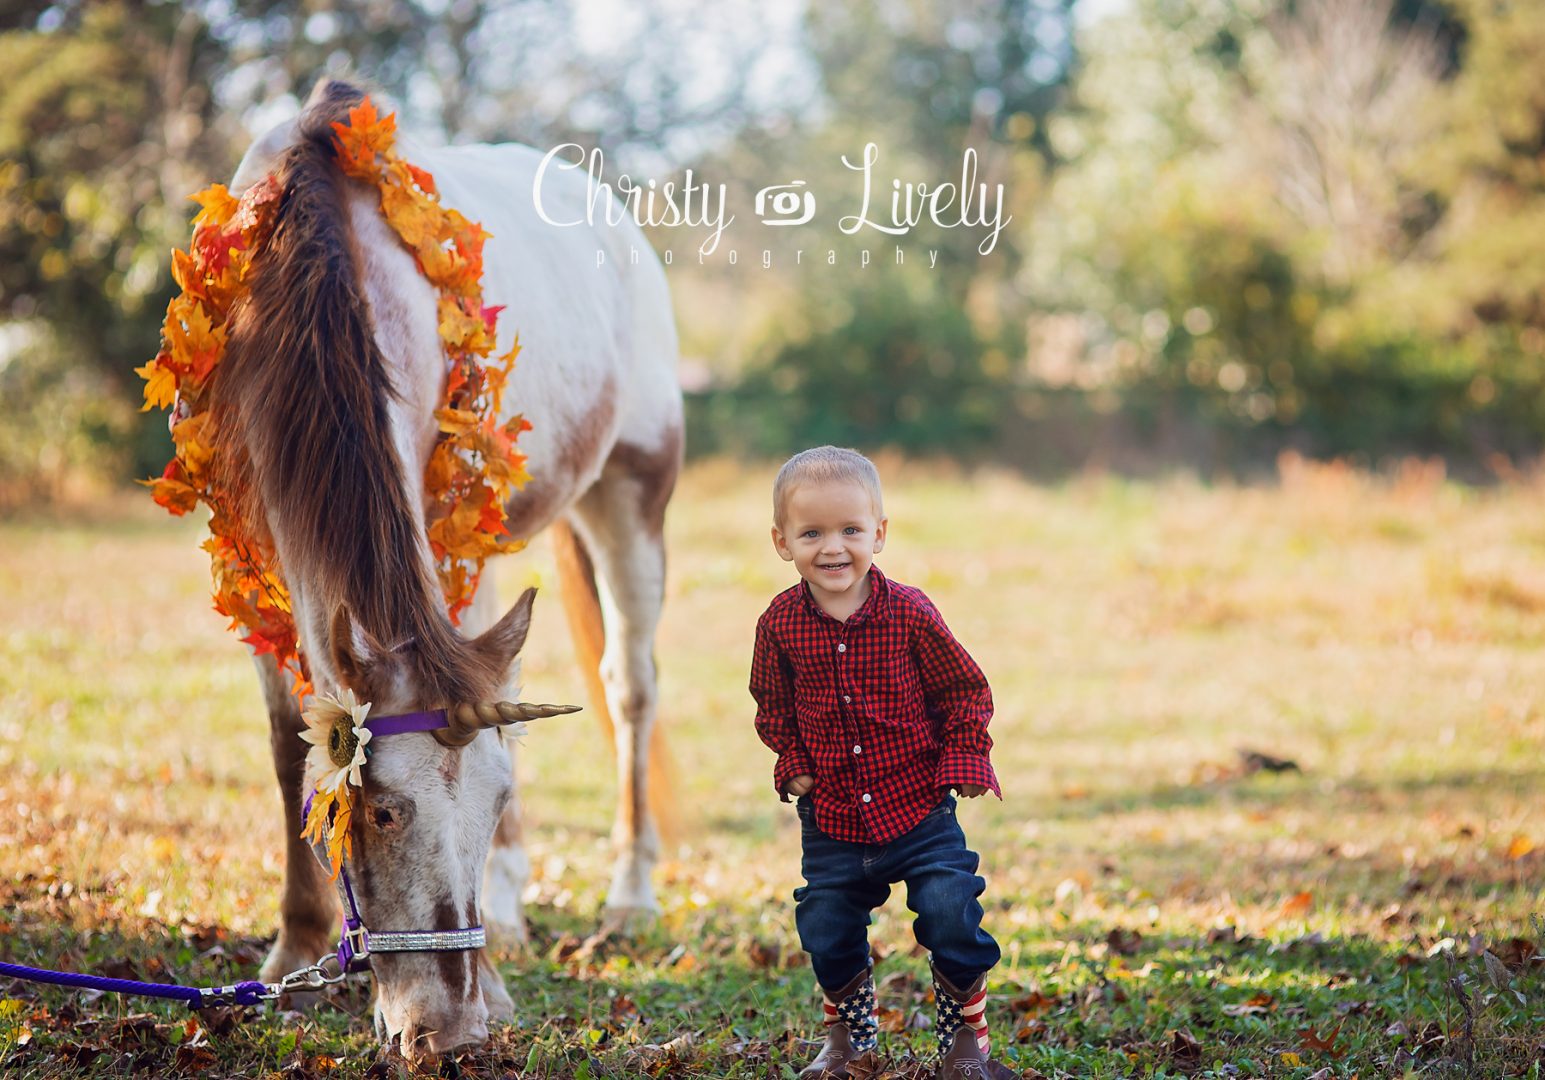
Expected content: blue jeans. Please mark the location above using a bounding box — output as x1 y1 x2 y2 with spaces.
793 794 1000 991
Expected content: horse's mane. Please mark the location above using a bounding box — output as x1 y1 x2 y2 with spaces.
211 80 501 706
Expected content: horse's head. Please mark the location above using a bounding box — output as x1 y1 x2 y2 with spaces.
303 586 545 1059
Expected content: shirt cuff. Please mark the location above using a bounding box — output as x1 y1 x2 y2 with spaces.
773 747 817 803
937 750 1002 798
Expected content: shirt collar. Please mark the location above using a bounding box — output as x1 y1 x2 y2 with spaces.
799 564 891 625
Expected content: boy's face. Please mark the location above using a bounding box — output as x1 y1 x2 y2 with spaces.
771 480 888 603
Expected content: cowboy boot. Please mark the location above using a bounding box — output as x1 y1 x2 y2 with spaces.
799 967 878 1079
931 961 1018 1080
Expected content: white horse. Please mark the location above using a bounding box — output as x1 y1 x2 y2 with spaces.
220 80 680 1057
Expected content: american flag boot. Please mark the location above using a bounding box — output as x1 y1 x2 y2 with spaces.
799 967 878 1079
931 961 1018 1080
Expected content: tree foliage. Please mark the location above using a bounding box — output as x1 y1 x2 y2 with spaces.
1026 0 1545 464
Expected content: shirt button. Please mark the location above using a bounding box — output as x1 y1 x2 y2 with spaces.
842 695 852 704
837 643 847 653
861 793 872 803
853 745 862 755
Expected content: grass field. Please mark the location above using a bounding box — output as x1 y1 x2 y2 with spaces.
2 458 1544 1078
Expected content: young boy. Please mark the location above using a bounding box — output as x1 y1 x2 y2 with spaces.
750 446 1015 1080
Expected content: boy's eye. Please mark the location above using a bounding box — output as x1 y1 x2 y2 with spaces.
843 526 859 535
802 530 819 539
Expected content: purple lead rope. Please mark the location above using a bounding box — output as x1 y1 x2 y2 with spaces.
0 707 470 1011
0 960 267 1007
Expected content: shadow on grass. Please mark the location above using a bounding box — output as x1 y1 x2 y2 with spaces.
1035 765 1545 823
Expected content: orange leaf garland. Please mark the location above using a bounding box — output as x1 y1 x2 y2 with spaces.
139 93 532 714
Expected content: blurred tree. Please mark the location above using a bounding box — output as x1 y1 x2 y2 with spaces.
0 0 770 497
1026 0 1542 464
692 274 1000 457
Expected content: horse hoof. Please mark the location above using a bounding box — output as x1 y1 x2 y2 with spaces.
480 959 516 1024
484 916 529 956
259 931 334 1010
597 904 658 937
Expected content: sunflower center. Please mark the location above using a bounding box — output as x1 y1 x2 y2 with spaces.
327 718 358 770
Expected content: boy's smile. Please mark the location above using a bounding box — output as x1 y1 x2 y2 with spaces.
772 480 888 621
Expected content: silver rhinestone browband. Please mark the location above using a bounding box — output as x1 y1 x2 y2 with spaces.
366 927 487 953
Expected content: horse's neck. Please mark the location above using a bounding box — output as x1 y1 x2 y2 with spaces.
346 185 447 507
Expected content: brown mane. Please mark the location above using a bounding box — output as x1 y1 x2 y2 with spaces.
210 80 501 706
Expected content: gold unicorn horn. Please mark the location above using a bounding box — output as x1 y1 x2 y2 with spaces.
434 700 583 747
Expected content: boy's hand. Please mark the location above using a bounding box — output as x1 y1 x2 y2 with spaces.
784 774 816 797
956 783 988 798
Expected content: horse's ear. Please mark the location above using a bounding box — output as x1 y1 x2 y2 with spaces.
331 603 386 688
471 587 536 670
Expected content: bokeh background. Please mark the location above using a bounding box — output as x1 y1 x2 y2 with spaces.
3 0 1543 502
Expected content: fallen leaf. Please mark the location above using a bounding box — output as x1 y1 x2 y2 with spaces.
1167 1027 1202 1068
1482 950 1512 990
1298 1020 1345 1058
1010 991 1058 1017
1106 927 1143 956
1279 891 1314 917
1222 991 1275 1016
1239 748 1300 773
746 940 780 969
1490 937 1537 971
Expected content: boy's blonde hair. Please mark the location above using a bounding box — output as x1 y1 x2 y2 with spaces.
773 446 884 526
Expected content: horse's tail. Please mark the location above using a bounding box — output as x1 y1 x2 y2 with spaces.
550 520 681 843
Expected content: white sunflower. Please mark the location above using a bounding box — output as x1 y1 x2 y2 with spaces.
299 687 374 793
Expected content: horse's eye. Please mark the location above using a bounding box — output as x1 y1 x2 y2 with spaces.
373 806 397 829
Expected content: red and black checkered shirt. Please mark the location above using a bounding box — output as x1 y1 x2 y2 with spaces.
750 565 1001 843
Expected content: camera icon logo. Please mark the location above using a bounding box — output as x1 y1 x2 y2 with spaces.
755 181 815 226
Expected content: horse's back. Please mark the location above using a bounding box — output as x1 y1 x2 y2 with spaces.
411 141 682 520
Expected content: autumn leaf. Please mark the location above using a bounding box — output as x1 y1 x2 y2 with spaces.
172 412 215 484
476 487 510 536
437 296 493 354
1298 1020 1345 1058
169 248 207 305
193 219 248 279
444 358 469 402
1222 991 1275 1016
436 406 481 436
331 96 397 178
189 183 240 228
381 176 442 252
164 300 227 385
1505 835 1534 860
136 359 178 412
139 460 200 515
406 161 436 194
424 441 459 495
1279 890 1313 917
1106 927 1143 956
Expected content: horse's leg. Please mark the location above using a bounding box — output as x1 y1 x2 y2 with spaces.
254 654 338 987
466 577 533 953
482 760 530 950
568 439 679 924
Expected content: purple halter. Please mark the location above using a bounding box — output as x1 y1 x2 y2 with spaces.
0 707 489 1009
307 708 488 979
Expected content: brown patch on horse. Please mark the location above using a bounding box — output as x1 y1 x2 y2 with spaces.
433 899 475 1002
604 425 683 535
502 377 619 540
492 802 523 848
208 79 508 709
